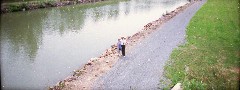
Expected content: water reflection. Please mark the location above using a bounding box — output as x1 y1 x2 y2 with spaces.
86 4 120 22
123 2 130 15
1 1 124 62
133 0 153 12
1 11 46 61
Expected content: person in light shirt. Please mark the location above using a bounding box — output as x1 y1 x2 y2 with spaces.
120 37 126 57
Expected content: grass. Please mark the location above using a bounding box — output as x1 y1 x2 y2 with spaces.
164 0 240 89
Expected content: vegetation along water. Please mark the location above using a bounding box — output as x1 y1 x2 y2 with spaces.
1 0 125 13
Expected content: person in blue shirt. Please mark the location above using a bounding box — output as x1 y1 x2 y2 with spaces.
117 39 122 56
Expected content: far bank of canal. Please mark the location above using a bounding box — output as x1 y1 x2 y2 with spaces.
1 0 189 89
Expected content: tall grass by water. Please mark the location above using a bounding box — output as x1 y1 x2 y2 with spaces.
165 0 239 89
1 0 126 13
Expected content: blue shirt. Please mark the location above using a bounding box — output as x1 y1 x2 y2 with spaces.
117 41 122 49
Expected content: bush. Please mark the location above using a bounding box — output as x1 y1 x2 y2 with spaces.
8 4 21 12
39 2 47 8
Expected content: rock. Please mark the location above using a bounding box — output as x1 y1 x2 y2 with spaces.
111 45 115 48
106 60 109 63
66 77 76 82
86 62 92 65
90 57 98 62
171 83 182 90
127 36 131 39
166 12 170 15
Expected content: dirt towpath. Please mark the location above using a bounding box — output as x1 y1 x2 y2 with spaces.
93 0 206 89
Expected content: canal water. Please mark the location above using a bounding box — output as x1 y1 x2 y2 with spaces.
1 0 188 89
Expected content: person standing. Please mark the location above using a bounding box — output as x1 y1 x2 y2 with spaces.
120 37 126 57
117 39 122 56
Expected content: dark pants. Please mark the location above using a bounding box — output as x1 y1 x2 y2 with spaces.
121 45 125 56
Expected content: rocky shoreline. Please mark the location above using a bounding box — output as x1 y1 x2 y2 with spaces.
49 1 198 90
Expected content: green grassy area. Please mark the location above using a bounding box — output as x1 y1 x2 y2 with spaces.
165 0 239 89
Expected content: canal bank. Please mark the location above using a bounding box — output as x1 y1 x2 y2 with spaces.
50 0 204 89
1 0 126 13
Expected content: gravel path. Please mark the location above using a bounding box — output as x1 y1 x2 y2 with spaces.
93 1 206 89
